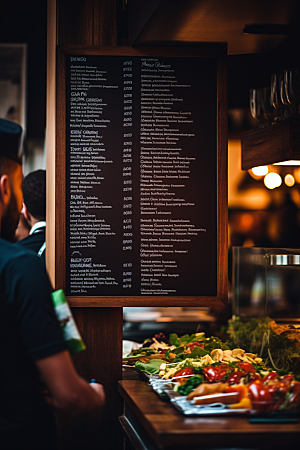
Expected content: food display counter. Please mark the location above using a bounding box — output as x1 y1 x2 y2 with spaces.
118 378 300 450
119 248 300 449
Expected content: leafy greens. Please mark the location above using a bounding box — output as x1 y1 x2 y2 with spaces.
135 358 165 375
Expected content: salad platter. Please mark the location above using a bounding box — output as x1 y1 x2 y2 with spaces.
123 327 300 417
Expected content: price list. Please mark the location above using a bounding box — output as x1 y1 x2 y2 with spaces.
66 55 217 297
122 60 134 290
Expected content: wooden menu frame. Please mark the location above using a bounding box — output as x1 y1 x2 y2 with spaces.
50 45 228 307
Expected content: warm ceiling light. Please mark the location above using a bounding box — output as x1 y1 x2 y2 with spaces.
294 168 300 184
274 161 300 166
252 166 268 176
284 174 295 187
264 172 282 189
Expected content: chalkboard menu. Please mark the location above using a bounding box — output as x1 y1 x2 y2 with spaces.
61 47 227 303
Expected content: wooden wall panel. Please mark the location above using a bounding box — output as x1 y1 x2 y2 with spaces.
54 47 67 289
72 307 123 438
46 0 57 285
56 0 118 46
217 54 228 303
93 0 118 46
55 308 123 450
56 0 94 45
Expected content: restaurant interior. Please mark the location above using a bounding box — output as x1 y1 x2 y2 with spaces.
1 1 300 449
2 1 300 337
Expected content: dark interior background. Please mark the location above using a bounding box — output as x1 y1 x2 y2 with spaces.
1 0 300 140
2 0 300 338
0 1 47 139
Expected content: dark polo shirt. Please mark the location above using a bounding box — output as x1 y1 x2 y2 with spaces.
0 237 66 449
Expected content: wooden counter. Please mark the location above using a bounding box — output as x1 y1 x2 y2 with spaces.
118 379 300 450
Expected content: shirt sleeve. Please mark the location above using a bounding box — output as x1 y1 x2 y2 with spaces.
6 252 67 361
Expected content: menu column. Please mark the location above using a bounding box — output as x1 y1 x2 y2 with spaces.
67 57 120 295
122 60 134 290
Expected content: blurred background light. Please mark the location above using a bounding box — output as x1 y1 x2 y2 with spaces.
252 166 269 177
264 172 282 189
284 174 295 187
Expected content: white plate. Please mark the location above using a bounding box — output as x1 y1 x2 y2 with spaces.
122 340 142 357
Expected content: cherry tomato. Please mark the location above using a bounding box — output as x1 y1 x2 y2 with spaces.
267 382 289 399
187 342 204 351
248 380 272 402
280 374 294 385
203 366 228 382
226 371 244 385
172 367 195 384
237 362 256 373
248 379 273 413
262 372 278 384
278 382 290 396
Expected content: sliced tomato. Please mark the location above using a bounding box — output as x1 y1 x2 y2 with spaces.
262 371 278 384
226 371 244 385
203 366 229 383
237 362 256 373
280 374 294 385
172 367 195 384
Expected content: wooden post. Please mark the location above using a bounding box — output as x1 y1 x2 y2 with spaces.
46 1 123 449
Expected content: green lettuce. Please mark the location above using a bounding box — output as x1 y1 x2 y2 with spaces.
135 359 165 375
169 333 206 347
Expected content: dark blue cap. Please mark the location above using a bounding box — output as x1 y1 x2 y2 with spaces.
0 118 23 164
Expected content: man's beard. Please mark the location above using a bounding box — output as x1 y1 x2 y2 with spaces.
1 192 20 242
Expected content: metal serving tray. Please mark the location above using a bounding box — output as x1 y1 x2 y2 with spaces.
146 375 299 419
167 392 251 416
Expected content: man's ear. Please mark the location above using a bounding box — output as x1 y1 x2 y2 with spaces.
23 203 31 221
0 174 11 206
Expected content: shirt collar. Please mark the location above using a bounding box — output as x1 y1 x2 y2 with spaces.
30 221 46 235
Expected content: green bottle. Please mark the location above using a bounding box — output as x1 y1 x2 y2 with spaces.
51 289 86 354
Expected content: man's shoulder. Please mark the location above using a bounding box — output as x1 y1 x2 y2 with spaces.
1 237 27 257
15 229 45 252
0 237 50 296
16 231 45 245
0 237 42 269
